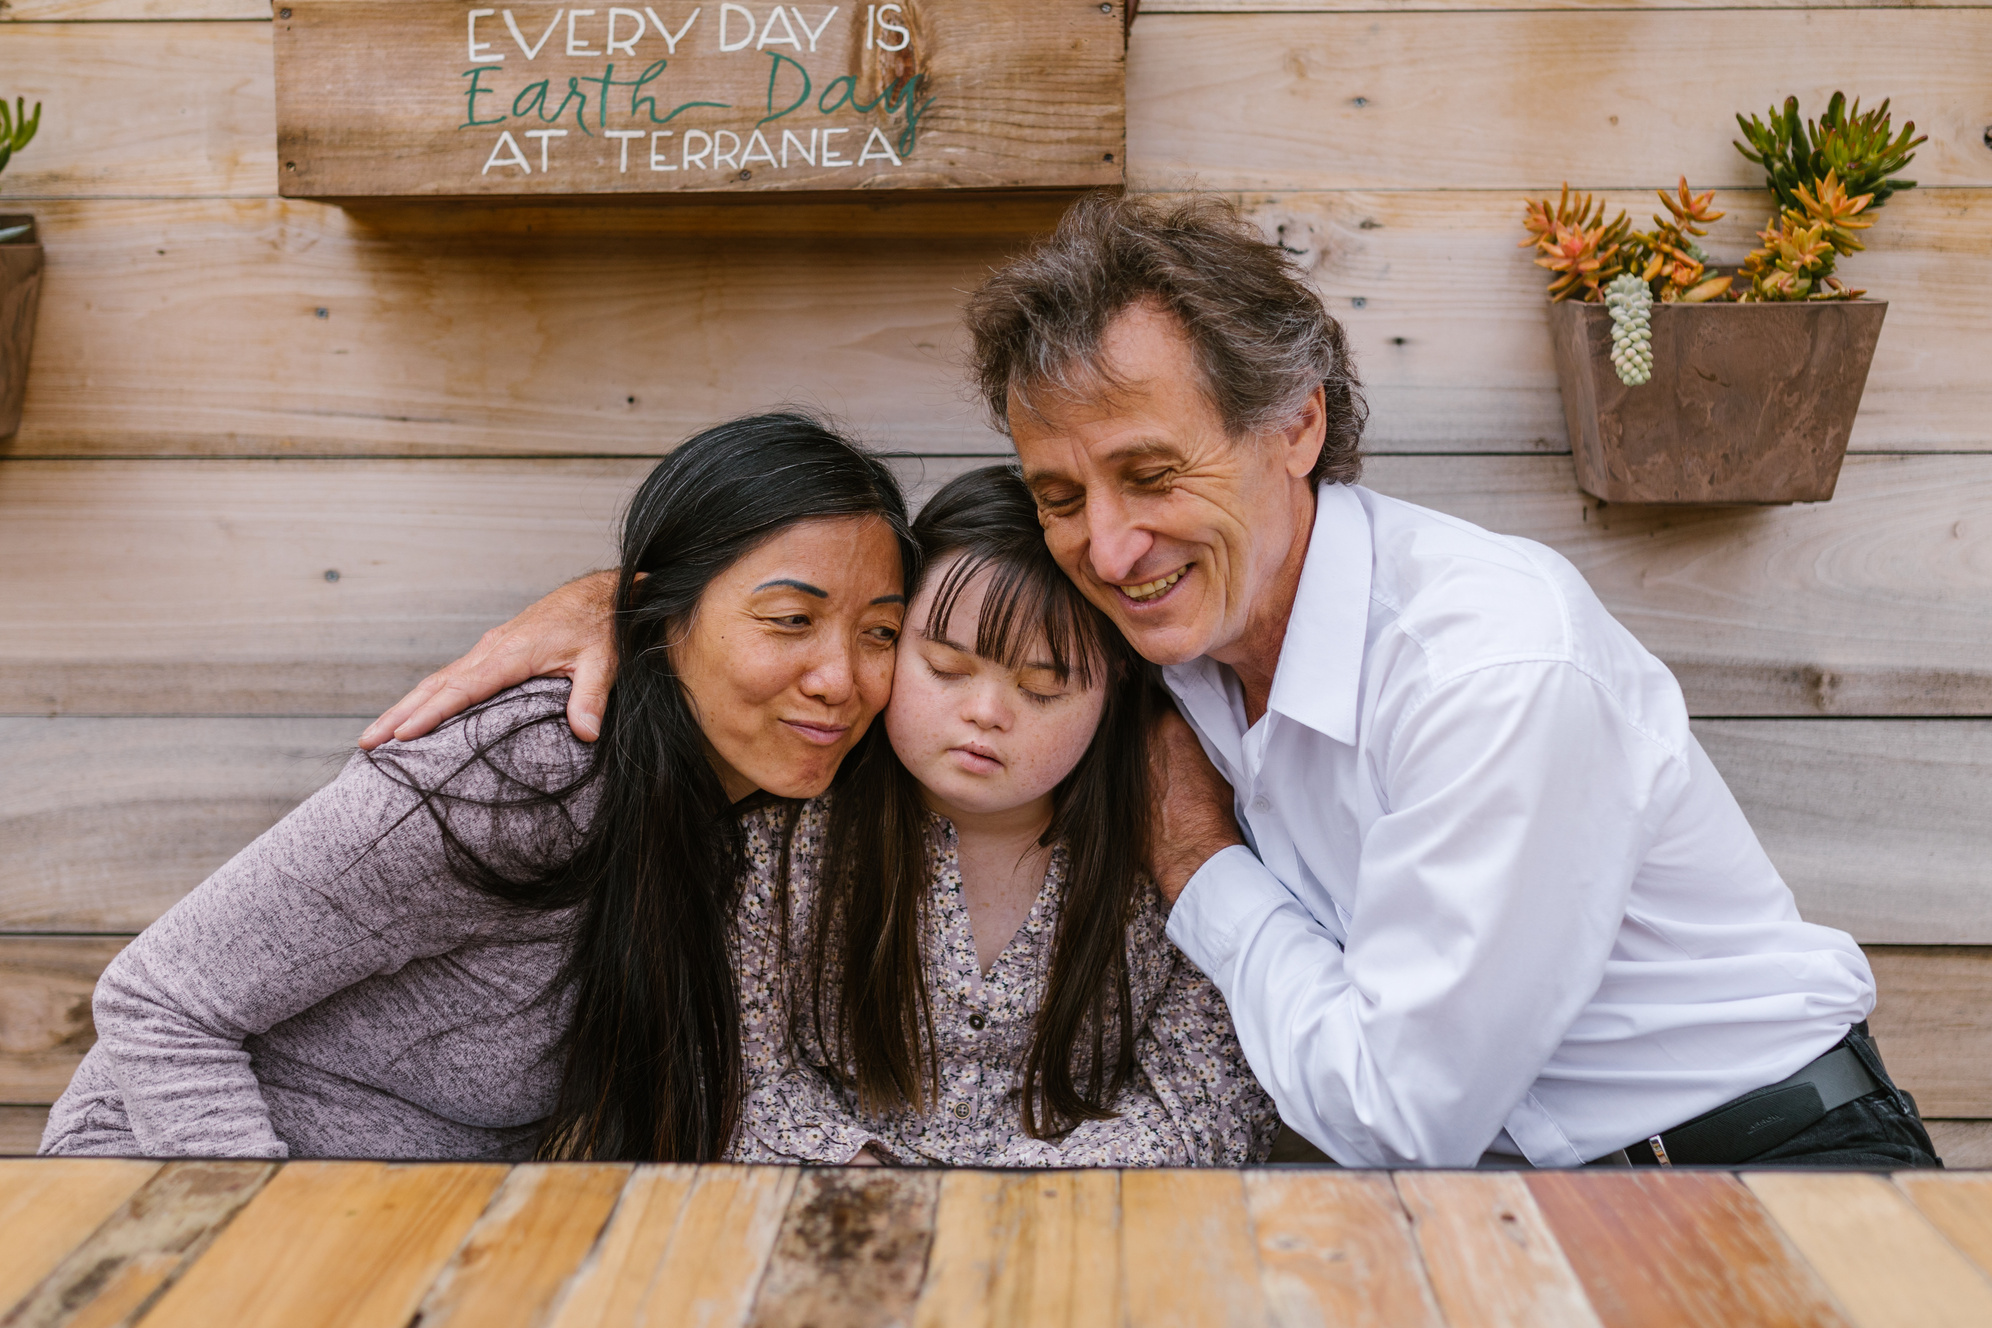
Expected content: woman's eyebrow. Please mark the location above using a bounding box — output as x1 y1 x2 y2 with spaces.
871 593 907 605
755 578 827 597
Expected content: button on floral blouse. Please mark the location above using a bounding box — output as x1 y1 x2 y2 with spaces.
728 799 1279 1167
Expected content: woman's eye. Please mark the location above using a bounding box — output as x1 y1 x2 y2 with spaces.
866 625 899 645
925 662 966 681
769 614 810 629
1022 688 1064 706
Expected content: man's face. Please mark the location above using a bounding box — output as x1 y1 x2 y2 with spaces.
1011 302 1324 668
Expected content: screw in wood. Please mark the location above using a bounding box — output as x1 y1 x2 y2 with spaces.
323 569 340 582
280 7 291 16
1099 3 1112 10
1103 152 1114 162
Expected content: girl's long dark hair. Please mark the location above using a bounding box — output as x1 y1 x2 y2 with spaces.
806 465 1158 1138
370 413 915 1161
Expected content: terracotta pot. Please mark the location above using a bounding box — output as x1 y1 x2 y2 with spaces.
1 214 44 440
1547 298 1886 504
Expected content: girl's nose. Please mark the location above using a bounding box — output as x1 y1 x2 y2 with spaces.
962 678 1012 730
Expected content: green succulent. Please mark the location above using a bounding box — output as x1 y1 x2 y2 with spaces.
1735 92 1924 215
0 97 41 177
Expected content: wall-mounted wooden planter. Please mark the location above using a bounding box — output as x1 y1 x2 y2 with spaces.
0 215 42 440
274 1 1126 198
1548 299 1887 505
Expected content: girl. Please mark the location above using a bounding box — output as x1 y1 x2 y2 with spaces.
43 414 915 1161
731 466 1278 1166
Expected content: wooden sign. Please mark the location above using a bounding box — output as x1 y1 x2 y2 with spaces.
273 1 1125 196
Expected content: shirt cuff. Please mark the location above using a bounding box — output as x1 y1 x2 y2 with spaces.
1165 844 1301 981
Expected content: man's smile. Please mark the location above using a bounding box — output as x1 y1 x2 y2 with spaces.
1116 564 1191 604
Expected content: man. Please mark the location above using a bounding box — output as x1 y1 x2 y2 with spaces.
363 194 1936 1168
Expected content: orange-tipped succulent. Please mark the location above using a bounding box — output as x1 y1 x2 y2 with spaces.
1632 177 1733 303
1521 185 1632 302
1737 170 1875 300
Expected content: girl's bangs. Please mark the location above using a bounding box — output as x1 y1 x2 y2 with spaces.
924 549 1104 692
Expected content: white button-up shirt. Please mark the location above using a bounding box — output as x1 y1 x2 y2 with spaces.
1163 482 1874 1168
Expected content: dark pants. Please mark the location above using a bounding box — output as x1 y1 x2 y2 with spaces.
1734 1024 1942 1169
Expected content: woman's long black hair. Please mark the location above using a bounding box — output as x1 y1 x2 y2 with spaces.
370 412 915 1161
804 464 1160 1138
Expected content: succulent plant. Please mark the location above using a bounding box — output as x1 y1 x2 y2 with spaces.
1626 178 1733 304
1736 170 1873 302
1735 93 1923 216
1521 185 1633 302
0 97 40 178
1605 274 1654 385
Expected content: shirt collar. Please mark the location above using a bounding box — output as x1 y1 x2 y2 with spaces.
1263 481 1373 745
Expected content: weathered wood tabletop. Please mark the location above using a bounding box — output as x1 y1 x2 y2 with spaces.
4 1161 1992 1328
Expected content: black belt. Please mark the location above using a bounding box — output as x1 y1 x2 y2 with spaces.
1591 1033 1882 1168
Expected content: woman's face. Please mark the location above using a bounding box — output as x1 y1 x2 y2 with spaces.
673 515 906 801
885 555 1110 820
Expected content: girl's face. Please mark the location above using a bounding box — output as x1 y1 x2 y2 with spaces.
673 516 906 802
885 555 1109 820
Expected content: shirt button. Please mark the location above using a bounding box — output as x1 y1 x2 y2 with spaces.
1252 796 1271 813
951 1101 971 1120
967 1013 986 1031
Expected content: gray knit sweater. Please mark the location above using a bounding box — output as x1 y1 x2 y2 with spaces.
41 681 596 1160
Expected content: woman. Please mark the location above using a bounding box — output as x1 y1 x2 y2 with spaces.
731 467 1278 1166
41 413 915 1161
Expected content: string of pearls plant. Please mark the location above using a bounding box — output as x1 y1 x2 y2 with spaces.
1604 275 1653 386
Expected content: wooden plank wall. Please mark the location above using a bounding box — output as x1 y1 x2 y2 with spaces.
1 0 1988 1164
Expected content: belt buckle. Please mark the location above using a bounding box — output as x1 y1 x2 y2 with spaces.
1647 1134 1673 1166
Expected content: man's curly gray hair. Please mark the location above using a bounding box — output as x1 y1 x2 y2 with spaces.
964 192 1366 486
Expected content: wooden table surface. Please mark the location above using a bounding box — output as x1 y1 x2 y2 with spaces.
4 1161 1992 1328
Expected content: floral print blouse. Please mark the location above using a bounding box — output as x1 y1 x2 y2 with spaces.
727 798 1279 1168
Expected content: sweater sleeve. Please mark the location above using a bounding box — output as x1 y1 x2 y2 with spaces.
82 682 592 1158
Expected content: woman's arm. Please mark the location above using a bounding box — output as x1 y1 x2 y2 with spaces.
91 682 590 1157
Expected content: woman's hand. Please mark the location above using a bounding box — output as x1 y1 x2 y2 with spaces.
358 570 620 749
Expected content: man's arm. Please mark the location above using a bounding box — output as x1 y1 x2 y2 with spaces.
1156 661 1681 1167
359 570 619 750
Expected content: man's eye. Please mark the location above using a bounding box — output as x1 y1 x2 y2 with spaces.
1036 490 1082 513
1132 469 1172 489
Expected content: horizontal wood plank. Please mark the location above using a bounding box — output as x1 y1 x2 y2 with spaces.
0 1106 51 1156
0 23 274 198
1130 12 1992 192
5 714 1988 939
1926 1121 1992 1169
0 718 353 931
1866 946 1992 1120
1694 721 1992 944
6 198 1026 457
0 936 131 1102
1392 1172 1600 1328
1 1 266 16
3 453 1988 718
7 191 1987 458
5 942 1989 1117
1364 453 1992 718
414 1163 631 1328
1236 189 1992 453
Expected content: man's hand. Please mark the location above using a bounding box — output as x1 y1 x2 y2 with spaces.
358 570 620 750
1147 709 1245 904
